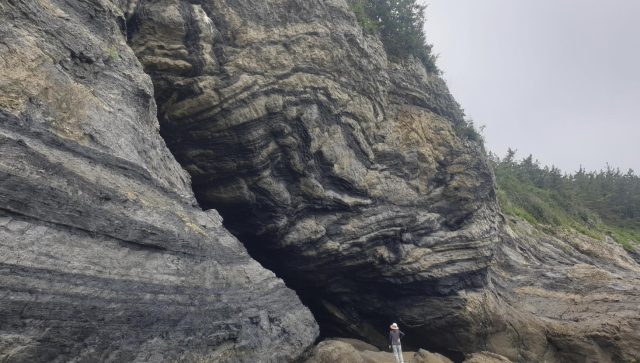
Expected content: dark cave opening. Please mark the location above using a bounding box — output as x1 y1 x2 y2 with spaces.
213 218 469 363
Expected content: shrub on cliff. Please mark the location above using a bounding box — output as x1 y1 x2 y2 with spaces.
348 0 439 73
453 118 486 153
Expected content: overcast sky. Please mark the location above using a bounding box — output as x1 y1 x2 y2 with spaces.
422 0 640 174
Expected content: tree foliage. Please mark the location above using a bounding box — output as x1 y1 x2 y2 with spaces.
489 149 640 249
347 0 439 73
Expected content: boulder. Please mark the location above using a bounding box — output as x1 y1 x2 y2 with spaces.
463 352 512 363
415 349 454 363
304 340 453 363
328 338 380 352
304 341 365 363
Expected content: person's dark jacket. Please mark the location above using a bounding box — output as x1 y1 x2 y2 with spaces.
389 330 405 346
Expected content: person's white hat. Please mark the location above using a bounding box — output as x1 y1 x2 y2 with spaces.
390 323 399 330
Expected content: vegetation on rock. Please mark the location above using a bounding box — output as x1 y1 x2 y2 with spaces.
490 149 640 249
454 118 486 152
347 0 439 73
108 47 120 61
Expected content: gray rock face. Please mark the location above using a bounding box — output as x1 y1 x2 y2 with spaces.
0 0 317 362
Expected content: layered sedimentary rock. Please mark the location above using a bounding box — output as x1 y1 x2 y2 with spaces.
3 0 640 362
123 0 640 362
489 219 640 362
0 1 317 362
126 0 499 357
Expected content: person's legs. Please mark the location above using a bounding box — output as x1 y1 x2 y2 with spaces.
392 345 400 363
392 345 404 363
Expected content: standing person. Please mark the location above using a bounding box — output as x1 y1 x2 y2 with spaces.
389 323 405 363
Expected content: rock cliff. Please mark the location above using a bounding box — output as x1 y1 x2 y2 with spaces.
123 0 640 361
0 1 317 362
125 0 499 358
2 0 640 362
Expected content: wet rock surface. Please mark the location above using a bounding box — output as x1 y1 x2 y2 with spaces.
0 0 317 362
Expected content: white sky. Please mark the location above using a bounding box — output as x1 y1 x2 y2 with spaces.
422 0 640 174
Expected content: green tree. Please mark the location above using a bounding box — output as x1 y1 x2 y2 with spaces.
347 0 439 73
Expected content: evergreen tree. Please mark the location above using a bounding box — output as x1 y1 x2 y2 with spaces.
347 0 439 73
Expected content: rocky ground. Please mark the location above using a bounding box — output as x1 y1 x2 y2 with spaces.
303 339 512 363
489 218 640 362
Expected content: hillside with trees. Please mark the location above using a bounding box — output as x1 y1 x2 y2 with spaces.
489 149 640 249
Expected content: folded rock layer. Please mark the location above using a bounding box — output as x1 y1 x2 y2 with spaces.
126 0 499 356
0 0 317 362
124 0 640 361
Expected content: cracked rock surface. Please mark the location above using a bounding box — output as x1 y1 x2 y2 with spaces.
0 0 317 362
